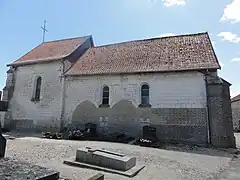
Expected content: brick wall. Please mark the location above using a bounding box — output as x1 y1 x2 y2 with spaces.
8 61 63 131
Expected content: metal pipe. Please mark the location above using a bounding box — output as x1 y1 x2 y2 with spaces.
204 73 212 145
60 60 66 132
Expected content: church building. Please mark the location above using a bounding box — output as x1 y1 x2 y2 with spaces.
2 32 236 148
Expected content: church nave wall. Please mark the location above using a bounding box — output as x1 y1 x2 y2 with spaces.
63 71 208 144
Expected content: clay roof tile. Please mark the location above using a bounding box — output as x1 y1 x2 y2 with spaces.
66 32 220 75
10 36 89 65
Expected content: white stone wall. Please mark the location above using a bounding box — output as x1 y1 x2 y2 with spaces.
9 61 63 129
64 71 207 123
7 66 207 131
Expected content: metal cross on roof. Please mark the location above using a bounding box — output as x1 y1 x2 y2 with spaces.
41 20 48 43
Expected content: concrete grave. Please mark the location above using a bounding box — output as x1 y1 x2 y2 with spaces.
142 125 157 142
76 147 136 171
64 147 145 177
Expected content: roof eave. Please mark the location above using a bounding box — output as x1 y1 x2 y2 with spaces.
231 99 240 103
231 94 240 103
221 78 232 86
7 57 64 67
64 67 220 77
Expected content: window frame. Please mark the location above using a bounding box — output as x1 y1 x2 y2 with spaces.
31 76 42 102
139 83 151 108
99 85 110 107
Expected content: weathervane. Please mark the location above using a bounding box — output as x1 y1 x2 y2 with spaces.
41 20 48 42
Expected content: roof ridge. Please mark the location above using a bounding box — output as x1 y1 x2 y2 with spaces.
95 32 208 48
43 35 92 44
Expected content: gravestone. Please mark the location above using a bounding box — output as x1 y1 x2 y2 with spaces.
142 125 157 142
0 121 6 158
85 123 97 136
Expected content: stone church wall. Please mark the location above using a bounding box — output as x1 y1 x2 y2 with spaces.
232 100 240 131
64 71 208 144
8 61 63 131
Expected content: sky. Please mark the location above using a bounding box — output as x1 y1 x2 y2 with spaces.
0 0 240 97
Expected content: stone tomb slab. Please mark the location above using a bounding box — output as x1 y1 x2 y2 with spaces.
0 157 60 180
63 147 145 177
76 147 136 171
64 157 145 178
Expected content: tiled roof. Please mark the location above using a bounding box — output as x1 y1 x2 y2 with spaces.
9 36 89 66
66 32 221 76
232 94 240 103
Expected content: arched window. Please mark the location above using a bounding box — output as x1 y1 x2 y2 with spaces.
141 84 149 105
102 86 109 105
35 77 42 101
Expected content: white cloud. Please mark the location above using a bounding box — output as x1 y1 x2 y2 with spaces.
162 0 186 7
221 0 240 23
123 0 186 9
231 57 240 62
217 32 240 43
159 33 175 37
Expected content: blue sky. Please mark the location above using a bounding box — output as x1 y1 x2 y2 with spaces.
0 0 240 97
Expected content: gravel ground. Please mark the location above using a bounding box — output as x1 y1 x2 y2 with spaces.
5 135 233 180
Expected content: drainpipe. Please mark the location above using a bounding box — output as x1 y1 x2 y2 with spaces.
60 60 66 132
204 73 212 145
